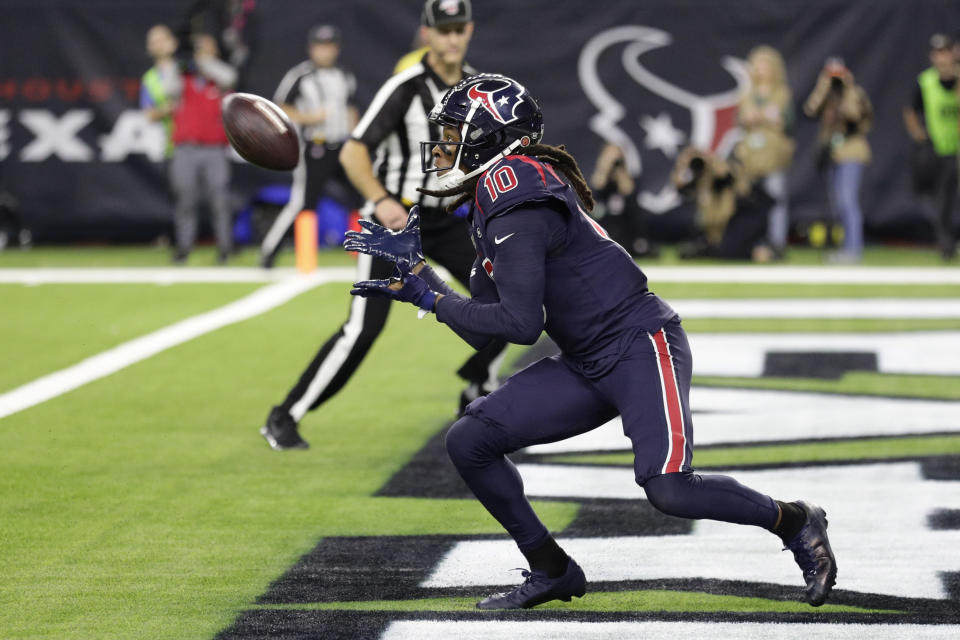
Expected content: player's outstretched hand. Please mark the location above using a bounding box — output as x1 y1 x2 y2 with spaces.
344 206 424 271
350 269 436 312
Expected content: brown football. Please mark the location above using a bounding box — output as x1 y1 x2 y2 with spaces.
221 93 300 171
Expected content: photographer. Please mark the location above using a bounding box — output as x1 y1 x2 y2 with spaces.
589 142 657 257
903 34 959 260
804 58 872 262
671 146 772 261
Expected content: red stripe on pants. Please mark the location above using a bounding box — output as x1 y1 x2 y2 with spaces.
653 329 685 473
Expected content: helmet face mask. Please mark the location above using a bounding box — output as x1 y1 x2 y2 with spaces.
420 73 544 190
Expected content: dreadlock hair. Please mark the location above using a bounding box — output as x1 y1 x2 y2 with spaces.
418 144 595 214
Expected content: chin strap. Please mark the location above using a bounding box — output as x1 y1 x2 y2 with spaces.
436 138 525 190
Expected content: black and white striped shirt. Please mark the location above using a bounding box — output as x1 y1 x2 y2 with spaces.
274 61 356 145
351 54 475 212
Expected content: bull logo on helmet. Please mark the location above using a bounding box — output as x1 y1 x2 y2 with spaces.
466 79 523 126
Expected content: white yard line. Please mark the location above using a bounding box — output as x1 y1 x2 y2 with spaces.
0 265 958 285
642 265 960 284
0 271 350 421
689 330 960 376
673 298 960 318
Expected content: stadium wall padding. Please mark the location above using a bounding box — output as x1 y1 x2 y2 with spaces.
0 0 956 243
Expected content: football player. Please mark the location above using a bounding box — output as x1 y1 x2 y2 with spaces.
344 74 837 610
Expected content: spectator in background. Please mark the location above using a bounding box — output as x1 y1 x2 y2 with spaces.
733 45 795 261
169 32 237 264
140 25 181 160
589 142 657 257
903 34 959 261
260 24 359 268
804 58 872 263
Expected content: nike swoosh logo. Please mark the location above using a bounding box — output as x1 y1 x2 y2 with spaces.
494 233 515 245
470 267 477 277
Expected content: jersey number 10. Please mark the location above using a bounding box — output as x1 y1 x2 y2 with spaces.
482 166 519 202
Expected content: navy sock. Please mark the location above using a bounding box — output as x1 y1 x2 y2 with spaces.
522 536 569 578
772 500 806 543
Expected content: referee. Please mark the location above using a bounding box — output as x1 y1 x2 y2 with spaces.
260 24 359 268
260 0 507 450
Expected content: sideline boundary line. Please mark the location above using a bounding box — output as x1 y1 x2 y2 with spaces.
0 272 346 420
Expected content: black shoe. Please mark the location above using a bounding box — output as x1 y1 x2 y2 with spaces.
784 500 837 606
476 558 586 610
260 250 277 269
259 406 309 450
458 381 495 416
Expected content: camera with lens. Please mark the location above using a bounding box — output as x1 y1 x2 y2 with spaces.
711 171 734 194
674 154 706 198
825 57 847 92
174 36 195 71
688 155 706 178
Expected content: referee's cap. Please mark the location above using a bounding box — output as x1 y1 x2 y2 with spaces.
309 24 341 45
421 0 472 27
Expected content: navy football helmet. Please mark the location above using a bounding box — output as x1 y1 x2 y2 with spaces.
421 73 544 189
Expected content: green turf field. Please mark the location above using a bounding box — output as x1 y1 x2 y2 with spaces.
1 246 959 639
260 591 891 613
0 283 261 392
0 276 574 639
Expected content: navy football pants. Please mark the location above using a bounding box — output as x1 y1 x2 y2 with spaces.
445 318 779 551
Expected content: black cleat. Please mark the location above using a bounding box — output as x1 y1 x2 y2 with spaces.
476 558 586 610
784 500 837 606
259 406 309 450
259 250 277 269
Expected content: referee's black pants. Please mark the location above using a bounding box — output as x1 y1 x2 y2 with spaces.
278 210 508 421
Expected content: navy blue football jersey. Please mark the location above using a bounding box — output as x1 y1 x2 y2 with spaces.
436 155 675 369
